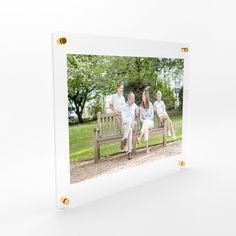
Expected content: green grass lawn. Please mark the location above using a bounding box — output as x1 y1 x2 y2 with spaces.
69 112 182 163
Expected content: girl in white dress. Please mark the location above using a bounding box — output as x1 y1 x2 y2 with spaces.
153 91 176 141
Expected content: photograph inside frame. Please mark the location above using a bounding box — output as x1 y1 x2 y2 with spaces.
67 54 184 184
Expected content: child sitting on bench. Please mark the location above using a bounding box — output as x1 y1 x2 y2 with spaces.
153 91 176 141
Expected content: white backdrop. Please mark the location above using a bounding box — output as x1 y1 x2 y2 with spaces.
1 0 236 235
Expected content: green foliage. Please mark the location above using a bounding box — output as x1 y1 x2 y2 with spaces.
67 54 183 122
67 54 118 122
87 99 104 120
148 80 176 109
178 86 183 111
122 57 182 106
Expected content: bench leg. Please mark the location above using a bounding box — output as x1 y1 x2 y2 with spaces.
94 128 100 162
94 143 100 162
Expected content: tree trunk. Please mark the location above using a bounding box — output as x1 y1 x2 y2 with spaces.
77 111 83 123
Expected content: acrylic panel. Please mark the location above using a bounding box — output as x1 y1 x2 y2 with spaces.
52 33 190 210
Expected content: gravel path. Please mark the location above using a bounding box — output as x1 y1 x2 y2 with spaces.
70 141 182 184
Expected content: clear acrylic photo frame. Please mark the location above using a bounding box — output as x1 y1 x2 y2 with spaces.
52 32 190 211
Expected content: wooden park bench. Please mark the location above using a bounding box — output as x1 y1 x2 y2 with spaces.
94 112 167 162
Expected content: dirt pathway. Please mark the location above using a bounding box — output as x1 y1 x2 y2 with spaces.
70 141 182 184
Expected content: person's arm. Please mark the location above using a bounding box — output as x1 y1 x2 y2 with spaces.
110 95 118 114
162 101 166 112
121 108 126 124
135 107 140 118
153 102 157 112
150 103 154 120
153 102 161 119
140 107 144 123
155 102 161 118
121 106 130 124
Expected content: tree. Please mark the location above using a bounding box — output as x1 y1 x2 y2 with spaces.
67 54 183 123
67 54 116 123
122 57 179 106
153 80 176 109
178 86 184 111
122 57 155 104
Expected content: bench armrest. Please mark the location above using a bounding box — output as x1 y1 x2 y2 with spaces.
94 127 100 132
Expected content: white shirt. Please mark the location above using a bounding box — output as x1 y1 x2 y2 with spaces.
153 100 166 116
140 102 154 123
121 102 138 125
110 93 125 113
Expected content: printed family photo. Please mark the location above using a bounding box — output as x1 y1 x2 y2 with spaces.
67 54 184 184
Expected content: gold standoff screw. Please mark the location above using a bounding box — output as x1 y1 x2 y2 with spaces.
178 160 186 167
60 196 70 205
181 47 189 53
56 37 67 45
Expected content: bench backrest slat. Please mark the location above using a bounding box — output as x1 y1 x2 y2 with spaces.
110 116 113 135
97 112 163 137
106 116 108 135
101 116 104 136
97 112 118 137
97 112 101 134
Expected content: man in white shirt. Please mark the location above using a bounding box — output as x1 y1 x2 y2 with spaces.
110 82 125 132
120 92 138 160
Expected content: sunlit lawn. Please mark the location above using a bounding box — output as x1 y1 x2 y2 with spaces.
69 112 182 163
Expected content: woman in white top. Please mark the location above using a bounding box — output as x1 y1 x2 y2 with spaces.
136 91 154 154
153 91 176 141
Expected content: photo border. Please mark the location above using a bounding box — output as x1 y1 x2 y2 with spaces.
52 32 190 210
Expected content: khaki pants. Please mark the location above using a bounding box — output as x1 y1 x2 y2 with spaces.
122 121 135 153
159 113 175 135
114 112 122 133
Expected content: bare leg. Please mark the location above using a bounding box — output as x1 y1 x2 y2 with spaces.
163 114 174 135
144 120 153 153
160 114 170 131
168 118 175 135
145 140 149 153
137 120 148 143
136 132 144 144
